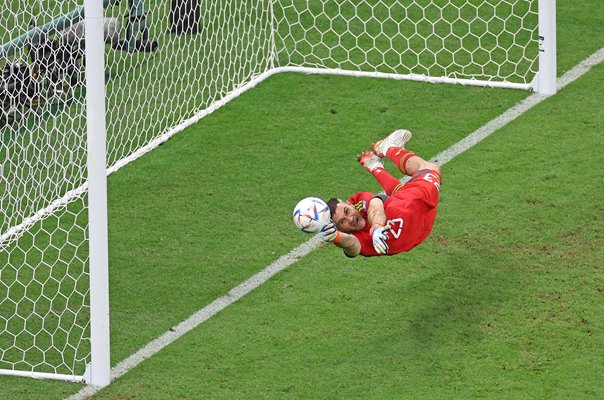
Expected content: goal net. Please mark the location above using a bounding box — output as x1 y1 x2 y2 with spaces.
0 0 553 384
273 0 544 89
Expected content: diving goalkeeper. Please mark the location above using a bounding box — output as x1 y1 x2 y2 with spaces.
320 129 442 257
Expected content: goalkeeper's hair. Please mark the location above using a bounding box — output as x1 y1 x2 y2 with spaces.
327 198 341 218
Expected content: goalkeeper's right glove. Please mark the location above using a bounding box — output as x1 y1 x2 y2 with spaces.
318 221 341 244
370 223 390 255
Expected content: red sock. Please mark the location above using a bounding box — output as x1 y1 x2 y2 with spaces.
386 147 416 175
371 167 404 196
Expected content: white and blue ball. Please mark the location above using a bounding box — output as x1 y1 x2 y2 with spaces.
292 197 330 233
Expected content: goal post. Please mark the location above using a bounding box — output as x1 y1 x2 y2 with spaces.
537 0 557 95
84 0 111 388
0 0 556 385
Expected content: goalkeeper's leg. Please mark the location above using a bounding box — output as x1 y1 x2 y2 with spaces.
358 151 406 196
384 147 441 177
372 129 440 176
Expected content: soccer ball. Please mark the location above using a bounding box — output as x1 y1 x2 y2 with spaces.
292 197 330 233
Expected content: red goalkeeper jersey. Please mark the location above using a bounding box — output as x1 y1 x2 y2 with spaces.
348 170 441 257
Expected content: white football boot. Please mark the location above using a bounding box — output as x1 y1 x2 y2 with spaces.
372 129 412 157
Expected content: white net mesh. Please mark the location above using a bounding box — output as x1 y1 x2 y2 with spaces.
273 0 539 85
1 0 90 378
1 0 274 379
103 1 273 168
1 0 541 380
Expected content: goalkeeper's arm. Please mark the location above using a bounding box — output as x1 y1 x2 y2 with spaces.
367 196 390 255
367 196 387 227
319 221 361 257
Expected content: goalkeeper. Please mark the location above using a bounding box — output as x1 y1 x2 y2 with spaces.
320 129 442 257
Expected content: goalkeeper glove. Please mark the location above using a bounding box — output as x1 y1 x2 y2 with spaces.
370 223 390 255
318 221 341 244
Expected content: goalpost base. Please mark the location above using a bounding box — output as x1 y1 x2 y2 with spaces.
271 66 533 91
0 368 85 383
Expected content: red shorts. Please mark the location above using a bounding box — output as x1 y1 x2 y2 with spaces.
387 169 441 253
394 169 441 207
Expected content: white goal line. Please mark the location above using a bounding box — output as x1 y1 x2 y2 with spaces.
64 45 604 400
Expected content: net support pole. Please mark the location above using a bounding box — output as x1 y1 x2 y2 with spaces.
84 0 111 388
537 0 557 94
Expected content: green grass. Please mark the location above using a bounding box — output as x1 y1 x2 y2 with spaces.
1 0 604 399
88 58 602 400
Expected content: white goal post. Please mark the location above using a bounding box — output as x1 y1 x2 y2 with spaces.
0 0 555 386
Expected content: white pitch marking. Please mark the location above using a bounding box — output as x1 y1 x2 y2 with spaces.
66 46 604 400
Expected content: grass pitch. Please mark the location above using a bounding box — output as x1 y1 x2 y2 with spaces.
94 61 602 400
1 1 603 399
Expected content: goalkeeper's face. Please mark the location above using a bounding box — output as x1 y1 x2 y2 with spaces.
332 201 366 233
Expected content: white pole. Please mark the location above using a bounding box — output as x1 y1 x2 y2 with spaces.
538 0 557 94
84 0 111 388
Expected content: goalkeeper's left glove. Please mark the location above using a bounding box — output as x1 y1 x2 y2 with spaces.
318 221 341 244
370 223 390 255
